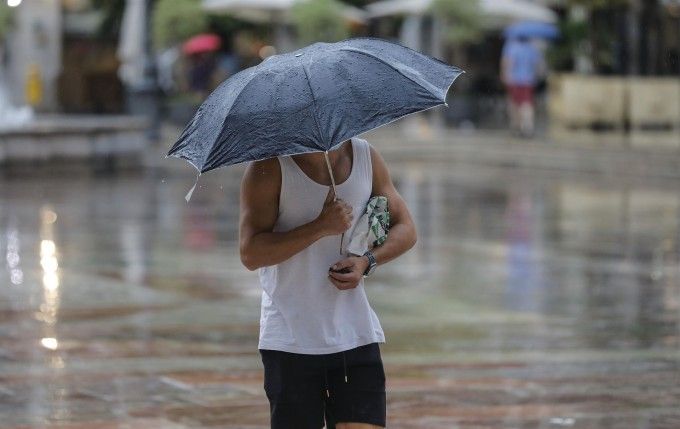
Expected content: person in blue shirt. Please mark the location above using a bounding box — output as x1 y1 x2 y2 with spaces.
501 36 544 136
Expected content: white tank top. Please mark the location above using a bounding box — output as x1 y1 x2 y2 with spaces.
257 138 385 354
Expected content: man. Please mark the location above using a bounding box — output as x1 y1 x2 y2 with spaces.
501 36 544 137
239 137 417 429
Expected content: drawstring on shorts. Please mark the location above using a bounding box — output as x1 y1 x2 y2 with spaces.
324 357 330 398
323 351 349 399
342 351 348 383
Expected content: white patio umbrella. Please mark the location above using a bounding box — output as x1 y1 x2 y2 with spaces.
202 0 367 52
204 0 366 23
482 0 558 26
366 0 557 25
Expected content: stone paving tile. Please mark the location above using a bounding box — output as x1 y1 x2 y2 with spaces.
1 156 679 428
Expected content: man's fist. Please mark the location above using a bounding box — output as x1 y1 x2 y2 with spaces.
315 187 353 236
328 256 370 290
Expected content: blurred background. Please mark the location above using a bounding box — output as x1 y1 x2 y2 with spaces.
1 1 680 428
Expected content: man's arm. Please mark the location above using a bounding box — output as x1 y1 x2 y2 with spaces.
328 145 417 289
239 158 353 271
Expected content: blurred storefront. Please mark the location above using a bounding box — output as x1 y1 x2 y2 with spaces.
59 0 124 113
4 0 62 111
2 0 124 113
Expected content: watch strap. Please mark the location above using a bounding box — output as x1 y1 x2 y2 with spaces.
362 251 377 277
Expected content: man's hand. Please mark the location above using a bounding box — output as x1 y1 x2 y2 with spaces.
328 256 369 290
315 187 353 237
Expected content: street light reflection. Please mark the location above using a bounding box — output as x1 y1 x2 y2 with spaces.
40 337 58 350
40 239 59 290
39 206 61 353
6 227 23 285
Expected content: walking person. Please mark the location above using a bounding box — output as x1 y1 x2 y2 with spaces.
168 38 461 427
501 36 544 137
239 137 417 428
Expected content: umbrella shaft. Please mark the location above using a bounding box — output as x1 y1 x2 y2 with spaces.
323 151 343 254
323 151 338 200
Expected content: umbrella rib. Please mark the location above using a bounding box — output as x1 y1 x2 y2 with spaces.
301 63 328 151
339 47 449 102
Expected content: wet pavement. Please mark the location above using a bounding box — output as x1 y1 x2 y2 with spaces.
1 149 679 428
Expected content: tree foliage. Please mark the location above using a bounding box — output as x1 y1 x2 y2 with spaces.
92 0 125 40
153 0 209 49
546 17 589 71
430 0 483 45
0 4 14 41
291 0 350 45
342 0 373 6
568 0 629 9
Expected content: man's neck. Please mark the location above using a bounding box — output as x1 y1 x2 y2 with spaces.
291 139 352 185
294 140 349 167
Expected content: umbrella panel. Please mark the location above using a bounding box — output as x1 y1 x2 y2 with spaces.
200 50 444 172
169 38 463 173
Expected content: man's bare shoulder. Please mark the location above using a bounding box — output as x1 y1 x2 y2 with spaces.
242 157 281 195
367 142 379 157
367 143 388 174
246 157 280 176
244 157 281 182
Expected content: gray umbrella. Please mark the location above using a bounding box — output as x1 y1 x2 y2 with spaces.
167 37 463 200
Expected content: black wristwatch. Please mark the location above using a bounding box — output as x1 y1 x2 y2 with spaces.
362 251 377 277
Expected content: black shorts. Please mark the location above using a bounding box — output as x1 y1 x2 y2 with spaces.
259 343 386 429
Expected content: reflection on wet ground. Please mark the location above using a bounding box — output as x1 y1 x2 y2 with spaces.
0 158 679 428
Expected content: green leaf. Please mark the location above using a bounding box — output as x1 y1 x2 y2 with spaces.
153 0 209 49
430 0 483 44
291 0 350 45
0 4 15 41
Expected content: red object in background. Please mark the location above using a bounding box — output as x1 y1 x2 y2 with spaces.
507 85 534 106
183 34 221 55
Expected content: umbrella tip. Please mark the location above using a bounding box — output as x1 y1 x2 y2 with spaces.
184 172 201 203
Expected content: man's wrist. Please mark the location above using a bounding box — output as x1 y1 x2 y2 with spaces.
357 255 370 273
309 218 328 240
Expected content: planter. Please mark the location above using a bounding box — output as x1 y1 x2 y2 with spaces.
627 78 680 130
549 74 627 129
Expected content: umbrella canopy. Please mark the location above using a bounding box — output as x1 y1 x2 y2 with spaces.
167 38 462 177
504 21 559 40
183 33 222 55
366 0 557 26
